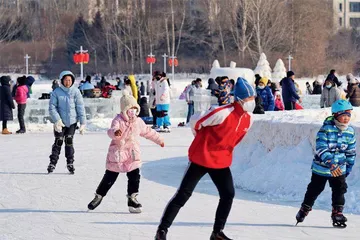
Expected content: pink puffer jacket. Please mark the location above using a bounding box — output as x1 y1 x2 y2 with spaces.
106 114 163 173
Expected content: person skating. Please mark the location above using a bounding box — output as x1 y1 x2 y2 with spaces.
296 100 356 228
0 76 15 134
88 90 164 213
47 71 86 174
155 77 256 240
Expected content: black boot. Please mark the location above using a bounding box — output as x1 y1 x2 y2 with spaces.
67 163 75 174
127 193 142 213
88 193 103 210
154 229 167 240
332 205 347 228
210 230 232 240
296 204 312 224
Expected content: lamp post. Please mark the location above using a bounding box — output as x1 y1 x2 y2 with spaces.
147 52 155 77
169 55 176 82
287 54 293 71
24 54 31 75
162 53 168 73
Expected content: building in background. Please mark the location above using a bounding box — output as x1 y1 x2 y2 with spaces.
334 0 360 29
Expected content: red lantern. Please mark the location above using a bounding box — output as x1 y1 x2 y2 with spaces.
174 58 178 67
151 57 156 64
168 59 173 67
146 56 151 64
83 52 90 64
73 53 79 64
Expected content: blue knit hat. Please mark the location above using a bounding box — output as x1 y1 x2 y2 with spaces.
234 77 255 100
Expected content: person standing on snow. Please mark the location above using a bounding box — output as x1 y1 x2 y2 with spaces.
87 91 164 213
281 71 302 110
13 76 28 134
256 77 274 111
296 100 355 228
320 79 341 108
0 76 15 134
155 77 256 240
154 71 171 132
47 71 86 174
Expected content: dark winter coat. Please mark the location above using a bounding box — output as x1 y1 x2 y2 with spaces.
312 83 322 95
325 73 342 87
26 76 35 98
253 96 265 114
281 77 300 103
206 78 218 96
346 84 360 107
214 80 231 106
0 76 15 121
256 86 274 111
139 97 150 117
140 84 145 96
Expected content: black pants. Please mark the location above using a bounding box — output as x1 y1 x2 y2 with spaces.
49 123 77 166
284 101 295 110
151 108 157 126
302 173 347 208
96 168 140 196
2 120 7 130
158 162 235 233
17 104 26 130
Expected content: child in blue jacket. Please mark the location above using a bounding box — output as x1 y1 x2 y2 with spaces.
296 100 356 228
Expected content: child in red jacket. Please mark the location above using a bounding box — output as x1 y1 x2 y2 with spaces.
14 76 28 134
274 91 284 111
155 77 256 240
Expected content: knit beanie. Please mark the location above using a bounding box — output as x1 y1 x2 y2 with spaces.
234 77 255 100
120 90 140 116
259 77 269 86
287 71 295 78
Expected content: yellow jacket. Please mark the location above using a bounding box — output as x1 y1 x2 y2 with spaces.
128 75 138 101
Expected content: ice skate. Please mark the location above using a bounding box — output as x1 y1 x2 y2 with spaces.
88 193 103 210
155 126 164 132
210 230 232 240
47 164 55 173
154 229 167 240
332 206 347 228
163 126 171 133
127 193 142 213
67 163 75 174
295 204 311 225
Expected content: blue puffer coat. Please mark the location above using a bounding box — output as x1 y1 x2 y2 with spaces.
256 86 274 111
49 84 86 127
312 116 356 177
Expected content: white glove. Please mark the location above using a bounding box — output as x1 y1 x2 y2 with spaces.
54 120 65 133
79 125 86 135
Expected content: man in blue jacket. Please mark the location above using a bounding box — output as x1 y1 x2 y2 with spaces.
281 71 302 110
47 71 86 174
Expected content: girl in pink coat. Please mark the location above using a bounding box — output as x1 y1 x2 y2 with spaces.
88 90 164 213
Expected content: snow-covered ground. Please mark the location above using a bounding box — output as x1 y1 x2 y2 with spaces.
1 128 360 240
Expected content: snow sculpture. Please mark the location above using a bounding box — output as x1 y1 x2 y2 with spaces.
254 53 272 79
209 60 255 85
272 59 287 81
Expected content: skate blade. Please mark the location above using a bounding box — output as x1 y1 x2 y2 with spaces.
333 222 347 228
128 207 142 213
295 221 300 226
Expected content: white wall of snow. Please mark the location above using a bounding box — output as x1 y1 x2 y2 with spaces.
232 109 360 214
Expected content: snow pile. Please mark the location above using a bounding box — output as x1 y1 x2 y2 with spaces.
272 59 287 81
209 60 255 85
254 53 272 79
232 109 360 213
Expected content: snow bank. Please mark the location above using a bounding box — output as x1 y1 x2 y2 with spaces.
232 109 360 214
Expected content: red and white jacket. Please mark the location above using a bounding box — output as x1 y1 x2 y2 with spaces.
188 103 253 169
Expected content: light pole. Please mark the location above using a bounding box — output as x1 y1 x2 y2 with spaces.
287 54 293 71
148 52 155 77
162 53 168 73
75 46 88 80
169 55 176 82
24 54 31 75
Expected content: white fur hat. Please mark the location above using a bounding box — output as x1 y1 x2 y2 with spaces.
120 90 140 115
